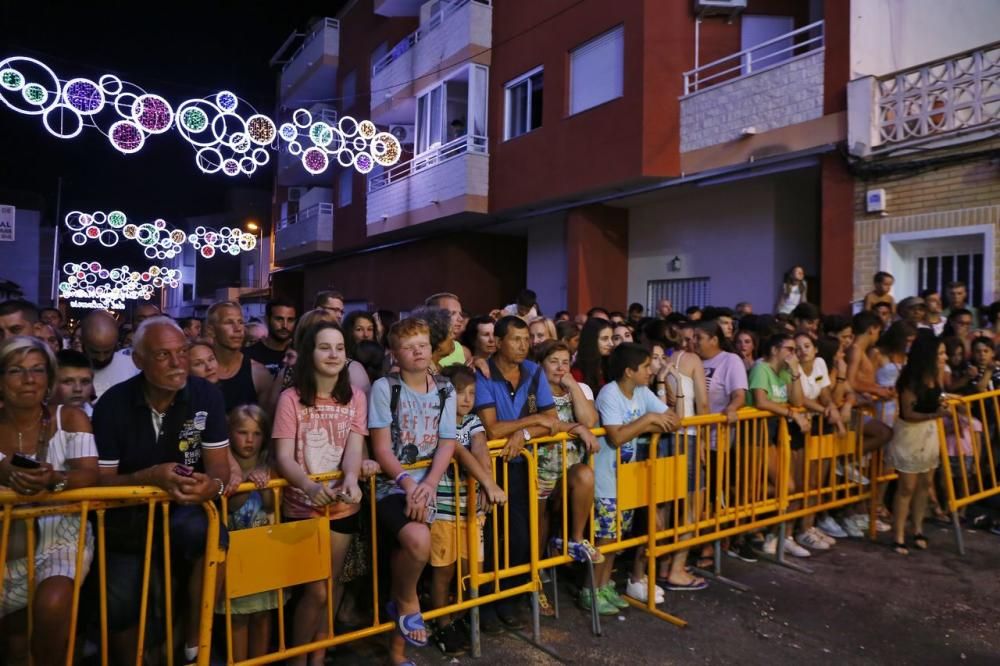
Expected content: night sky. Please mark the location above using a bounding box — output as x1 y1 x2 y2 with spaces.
0 0 347 221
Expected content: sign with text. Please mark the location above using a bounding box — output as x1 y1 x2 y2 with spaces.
0 205 13 241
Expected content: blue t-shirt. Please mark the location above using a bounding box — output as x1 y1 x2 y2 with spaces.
474 358 554 422
368 375 457 500
594 382 667 499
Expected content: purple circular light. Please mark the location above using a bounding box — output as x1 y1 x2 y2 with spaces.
357 154 372 170
222 159 240 176
134 95 173 133
65 79 102 113
110 121 145 154
302 147 328 174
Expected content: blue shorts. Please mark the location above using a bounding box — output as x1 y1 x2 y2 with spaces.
595 497 633 540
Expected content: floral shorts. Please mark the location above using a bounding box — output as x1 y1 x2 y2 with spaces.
595 497 633 540
536 441 581 500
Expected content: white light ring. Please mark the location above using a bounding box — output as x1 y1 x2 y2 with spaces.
62 262 77 273
98 230 119 248
222 159 240 176
71 232 87 246
0 68 24 91
292 108 312 128
62 77 105 116
21 83 50 108
65 211 89 231
0 56 61 115
228 132 251 153
176 99 223 147
238 234 256 251
326 127 346 154
108 120 146 154
358 120 376 139
131 94 174 134
113 92 139 120
194 226 207 236
85 273 97 285
195 147 223 174
215 90 239 113
227 244 240 255
309 121 334 147
251 148 269 166
338 115 358 137
352 136 367 152
246 114 276 145
287 140 303 156
92 211 107 224
301 147 329 175
99 74 123 95
108 210 127 228
336 149 355 168
211 111 247 147
278 122 297 141
371 132 401 165
353 152 374 174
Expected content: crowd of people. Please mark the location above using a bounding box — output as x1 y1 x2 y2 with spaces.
2 270 1000 665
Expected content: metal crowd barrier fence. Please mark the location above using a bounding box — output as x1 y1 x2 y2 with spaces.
938 389 1000 554
0 486 222 666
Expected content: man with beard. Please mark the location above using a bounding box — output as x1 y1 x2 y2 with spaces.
246 298 297 376
206 301 272 410
80 310 139 400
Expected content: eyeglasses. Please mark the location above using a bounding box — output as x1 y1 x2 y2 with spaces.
5 366 47 381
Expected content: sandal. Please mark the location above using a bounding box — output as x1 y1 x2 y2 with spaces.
538 590 556 617
663 577 708 592
386 600 429 648
891 541 909 555
694 557 714 570
912 534 929 550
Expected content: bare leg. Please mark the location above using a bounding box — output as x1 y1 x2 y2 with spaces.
567 464 595 542
892 472 919 547
594 540 616 587
389 522 431 665
230 614 249 664
430 565 455 626
249 611 272 659
1 608 29 666
911 471 935 540
31 576 74 666
308 530 354 666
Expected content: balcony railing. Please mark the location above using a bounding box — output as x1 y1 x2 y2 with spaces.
682 20 824 95
372 0 491 76
875 41 1000 147
368 134 487 193
282 18 340 74
277 202 334 230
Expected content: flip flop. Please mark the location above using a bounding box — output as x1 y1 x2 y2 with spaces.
912 534 929 550
386 600 429 648
663 578 708 592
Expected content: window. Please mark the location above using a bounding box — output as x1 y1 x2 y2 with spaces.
646 277 711 314
338 167 353 208
504 67 543 140
340 69 356 111
570 26 624 115
413 65 487 154
183 284 193 301
416 85 444 154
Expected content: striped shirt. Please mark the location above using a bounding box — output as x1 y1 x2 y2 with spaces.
435 414 484 520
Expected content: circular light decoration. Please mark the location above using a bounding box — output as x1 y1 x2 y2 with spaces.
132 94 173 133
201 245 216 259
63 78 104 115
309 121 333 147
302 147 328 175
0 68 24 91
287 140 303 156
222 159 240 176
292 108 312 128
278 122 297 141
228 132 250 153
246 114 275 145
109 120 145 154
216 90 238 112
251 148 269 166
0 56 60 116
22 83 48 106
108 210 127 228
339 115 358 137
196 147 223 174
98 74 122 95
180 106 209 133
354 152 374 174
358 120 376 139
42 104 84 139
370 132 401 167
238 233 257 251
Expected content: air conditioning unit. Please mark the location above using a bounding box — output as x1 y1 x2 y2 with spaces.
389 124 415 145
287 187 306 203
693 0 747 18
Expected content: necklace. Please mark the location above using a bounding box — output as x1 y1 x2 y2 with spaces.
11 407 49 457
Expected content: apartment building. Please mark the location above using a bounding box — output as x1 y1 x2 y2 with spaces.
266 0 1000 317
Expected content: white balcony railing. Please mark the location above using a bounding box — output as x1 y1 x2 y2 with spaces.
368 134 487 192
682 20 824 96
875 41 1000 147
372 0 491 76
277 202 334 231
282 18 340 75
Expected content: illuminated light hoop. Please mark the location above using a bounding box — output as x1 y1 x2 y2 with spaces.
302 147 328 175
42 104 84 139
278 122 297 141
246 114 275 145
338 115 359 137
132 94 173 134
98 74 122 95
292 109 312 128
353 152 374 174
0 56 60 115
109 120 145 154
63 78 104 115
0 68 24 91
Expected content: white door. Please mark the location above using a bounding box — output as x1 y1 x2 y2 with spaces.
741 15 794 74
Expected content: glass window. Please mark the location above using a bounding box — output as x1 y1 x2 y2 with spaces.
504 67 543 140
569 26 624 115
338 167 352 208
341 69 357 111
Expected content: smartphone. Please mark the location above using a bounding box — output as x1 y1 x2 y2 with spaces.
173 464 194 477
423 504 438 525
11 453 41 469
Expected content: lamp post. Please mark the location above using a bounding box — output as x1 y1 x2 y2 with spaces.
245 220 263 289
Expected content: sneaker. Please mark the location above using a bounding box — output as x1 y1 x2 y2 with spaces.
600 582 630 610
553 537 606 564
796 530 830 550
817 515 848 539
840 516 864 538
843 463 870 485
782 537 812 558
579 587 619 616
762 533 778 555
989 523 1000 536
727 540 759 563
433 622 467 657
625 577 665 604
811 526 836 546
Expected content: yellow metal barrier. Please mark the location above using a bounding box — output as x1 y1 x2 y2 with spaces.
0 486 222 666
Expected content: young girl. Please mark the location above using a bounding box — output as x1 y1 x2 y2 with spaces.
219 405 277 662
776 265 808 315
572 319 614 391
735 330 759 372
273 320 377 666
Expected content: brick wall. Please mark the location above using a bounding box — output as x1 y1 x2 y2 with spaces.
852 140 1000 301
680 50 825 153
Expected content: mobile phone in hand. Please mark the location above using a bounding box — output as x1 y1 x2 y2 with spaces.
11 453 41 469
423 504 438 524
173 464 194 477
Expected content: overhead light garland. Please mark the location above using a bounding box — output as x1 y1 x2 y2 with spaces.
65 209 258 260
59 261 180 310
0 55 403 177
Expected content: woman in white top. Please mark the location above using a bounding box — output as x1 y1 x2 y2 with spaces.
776 265 808 315
0 336 99 666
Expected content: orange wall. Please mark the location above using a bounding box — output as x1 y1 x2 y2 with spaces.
566 205 629 314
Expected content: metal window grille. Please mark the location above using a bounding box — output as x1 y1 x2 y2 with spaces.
646 277 711 315
918 252 984 306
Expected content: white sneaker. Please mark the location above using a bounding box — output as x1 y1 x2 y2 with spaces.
762 533 778 555
796 530 830 550
811 527 836 546
783 537 812 558
817 516 848 539
840 516 864 538
843 463 870 485
626 576 664 604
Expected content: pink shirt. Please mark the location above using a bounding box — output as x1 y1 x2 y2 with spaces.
273 386 368 520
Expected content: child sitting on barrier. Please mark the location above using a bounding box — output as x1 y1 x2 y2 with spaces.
369 318 457 666
273 320 373 666
218 405 277 662
591 343 680 615
429 365 506 657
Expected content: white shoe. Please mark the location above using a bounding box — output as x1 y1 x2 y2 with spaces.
817 516 848 539
626 576 664 604
843 463 870 485
762 533 778 555
875 519 891 532
796 530 830 550
840 516 864 538
783 537 812 558
811 527 836 546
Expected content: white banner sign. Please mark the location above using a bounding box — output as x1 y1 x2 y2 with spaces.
0 205 14 241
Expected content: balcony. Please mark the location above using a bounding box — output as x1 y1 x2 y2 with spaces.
278 18 339 109
366 134 488 234
679 21 825 153
276 104 339 186
374 0 423 16
371 0 492 121
848 41 1000 156
274 203 334 264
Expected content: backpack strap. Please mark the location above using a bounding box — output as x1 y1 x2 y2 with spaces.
430 374 454 422
386 372 403 455
519 365 543 418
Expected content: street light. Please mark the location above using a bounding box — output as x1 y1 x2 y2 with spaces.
245 220 263 288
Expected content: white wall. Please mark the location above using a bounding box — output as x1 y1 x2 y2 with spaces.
525 215 567 315
628 173 819 312
851 0 1000 78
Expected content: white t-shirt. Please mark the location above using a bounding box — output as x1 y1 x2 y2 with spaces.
595 382 667 499
799 358 831 401
93 350 140 401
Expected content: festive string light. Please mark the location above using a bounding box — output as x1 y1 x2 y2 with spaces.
0 54 403 177
60 261 180 308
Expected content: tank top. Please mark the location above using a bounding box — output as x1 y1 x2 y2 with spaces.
875 360 902 426
438 341 466 368
670 351 697 435
219 352 258 410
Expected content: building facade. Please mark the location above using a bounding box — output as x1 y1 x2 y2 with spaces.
266 0 1000 317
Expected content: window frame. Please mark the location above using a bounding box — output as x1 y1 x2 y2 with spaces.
568 25 624 116
503 65 544 141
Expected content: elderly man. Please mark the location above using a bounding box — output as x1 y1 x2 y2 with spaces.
93 315 230 663
79 310 139 400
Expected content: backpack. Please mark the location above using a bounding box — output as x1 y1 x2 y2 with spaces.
385 371 453 457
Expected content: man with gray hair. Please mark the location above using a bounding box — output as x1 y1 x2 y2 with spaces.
92 315 230 663
79 310 139 400
425 292 471 367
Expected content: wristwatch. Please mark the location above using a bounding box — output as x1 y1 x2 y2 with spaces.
49 473 67 493
214 478 225 497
